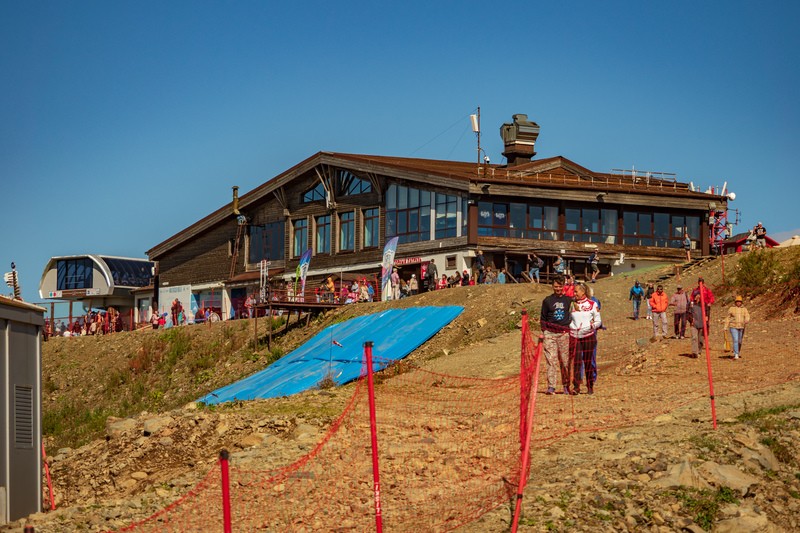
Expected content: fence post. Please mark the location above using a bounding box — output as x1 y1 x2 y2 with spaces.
699 282 718 429
364 341 383 533
512 326 545 533
220 450 232 533
42 442 55 511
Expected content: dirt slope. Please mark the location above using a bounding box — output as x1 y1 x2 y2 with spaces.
7 251 800 532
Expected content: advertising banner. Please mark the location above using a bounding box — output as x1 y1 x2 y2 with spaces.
380 237 399 301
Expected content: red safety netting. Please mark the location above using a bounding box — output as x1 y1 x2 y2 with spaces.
116 316 542 532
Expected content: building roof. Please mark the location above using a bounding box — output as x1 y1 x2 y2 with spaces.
147 151 727 260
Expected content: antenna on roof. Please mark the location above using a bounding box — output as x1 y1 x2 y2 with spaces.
470 107 481 168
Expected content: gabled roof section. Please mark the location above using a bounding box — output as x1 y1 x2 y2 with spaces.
147 151 727 260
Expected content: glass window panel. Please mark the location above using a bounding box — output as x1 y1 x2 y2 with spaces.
386 184 397 209
492 204 508 226
397 211 407 234
654 213 670 238
397 186 408 209
638 213 652 235
565 208 580 232
583 209 600 233
601 209 617 244
478 202 493 225
339 212 355 251
623 211 638 235
316 215 330 254
386 211 397 237
364 208 379 248
408 187 419 208
672 215 686 237
293 219 308 257
686 216 700 240
510 203 526 238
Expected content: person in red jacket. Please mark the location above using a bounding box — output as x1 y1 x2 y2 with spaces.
691 277 716 333
649 284 670 339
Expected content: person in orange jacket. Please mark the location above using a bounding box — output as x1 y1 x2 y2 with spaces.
649 284 670 339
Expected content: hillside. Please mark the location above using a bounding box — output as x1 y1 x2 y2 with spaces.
8 247 800 532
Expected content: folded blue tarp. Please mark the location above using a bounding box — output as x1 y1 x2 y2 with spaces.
198 306 463 405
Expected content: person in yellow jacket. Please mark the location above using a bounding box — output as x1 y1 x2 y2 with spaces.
726 296 750 360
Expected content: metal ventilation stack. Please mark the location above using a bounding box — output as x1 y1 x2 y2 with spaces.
500 113 540 166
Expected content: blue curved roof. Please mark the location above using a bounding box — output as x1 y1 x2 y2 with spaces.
198 306 463 404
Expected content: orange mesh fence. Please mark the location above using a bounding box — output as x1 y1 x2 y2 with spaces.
111 286 799 532
116 346 536 531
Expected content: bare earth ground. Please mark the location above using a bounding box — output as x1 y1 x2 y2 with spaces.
5 253 800 532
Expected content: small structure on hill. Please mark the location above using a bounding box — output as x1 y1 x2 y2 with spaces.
0 297 44 523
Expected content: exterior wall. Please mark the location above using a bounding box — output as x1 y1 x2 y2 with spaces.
152 158 724 303
0 299 43 524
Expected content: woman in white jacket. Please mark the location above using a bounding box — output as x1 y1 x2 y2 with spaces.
569 282 602 395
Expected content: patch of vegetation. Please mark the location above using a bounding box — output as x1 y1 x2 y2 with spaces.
736 403 799 432
688 433 721 453
760 436 796 465
43 400 111 449
672 486 738 530
317 371 337 389
730 249 783 296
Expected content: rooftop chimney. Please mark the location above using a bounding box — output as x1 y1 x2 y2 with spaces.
500 114 540 166
232 186 240 215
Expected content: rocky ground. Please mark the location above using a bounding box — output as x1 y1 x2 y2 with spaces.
5 252 800 532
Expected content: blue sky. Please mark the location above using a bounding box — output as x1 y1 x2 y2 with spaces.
2 1 799 304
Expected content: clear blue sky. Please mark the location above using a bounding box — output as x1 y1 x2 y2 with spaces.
2 1 798 304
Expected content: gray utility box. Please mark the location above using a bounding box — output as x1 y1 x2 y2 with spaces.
0 298 44 524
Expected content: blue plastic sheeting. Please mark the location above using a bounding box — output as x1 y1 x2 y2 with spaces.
198 306 463 405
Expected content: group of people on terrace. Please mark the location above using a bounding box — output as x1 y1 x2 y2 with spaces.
45 308 123 338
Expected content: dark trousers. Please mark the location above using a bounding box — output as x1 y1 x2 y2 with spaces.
673 312 687 337
569 335 597 390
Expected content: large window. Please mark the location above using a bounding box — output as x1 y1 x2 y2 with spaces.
292 219 308 257
302 183 325 203
624 211 701 248
363 208 379 248
339 211 355 251
248 221 285 262
338 170 372 195
435 193 458 239
479 202 560 239
316 215 331 254
57 258 93 290
102 258 153 287
477 201 509 237
527 204 559 240
564 208 617 243
385 184 431 244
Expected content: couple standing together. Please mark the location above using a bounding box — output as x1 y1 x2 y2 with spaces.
540 276 602 395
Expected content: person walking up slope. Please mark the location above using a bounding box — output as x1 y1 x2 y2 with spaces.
649 285 670 339
540 276 574 395
726 296 750 359
629 281 644 320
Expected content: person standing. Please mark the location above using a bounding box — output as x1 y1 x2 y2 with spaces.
569 282 602 394
688 293 706 358
474 249 486 283
245 293 254 318
150 309 160 330
691 277 715 332
391 267 400 300
527 253 542 284
629 281 644 320
649 285 670 338
683 232 692 262
425 259 438 292
726 296 750 359
540 276 574 395
553 254 566 275
669 285 690 338
408 274 419 295
644 283 655 320
563 274 575 298
754 222 767 249
588 250 600 283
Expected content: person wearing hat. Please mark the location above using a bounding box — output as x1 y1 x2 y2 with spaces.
726 296 750 360
669 285 691 338
408 273 419 295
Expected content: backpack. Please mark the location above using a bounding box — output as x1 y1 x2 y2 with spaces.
537 257 544 268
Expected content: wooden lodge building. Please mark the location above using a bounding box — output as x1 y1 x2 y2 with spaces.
146 114 728 320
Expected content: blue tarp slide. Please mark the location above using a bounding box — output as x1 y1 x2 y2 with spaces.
198 306 463 405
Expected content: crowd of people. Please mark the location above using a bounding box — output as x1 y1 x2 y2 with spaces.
45 308 124 338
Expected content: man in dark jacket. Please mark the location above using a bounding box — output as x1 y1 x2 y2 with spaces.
540 276 574 395
629 281 644 320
